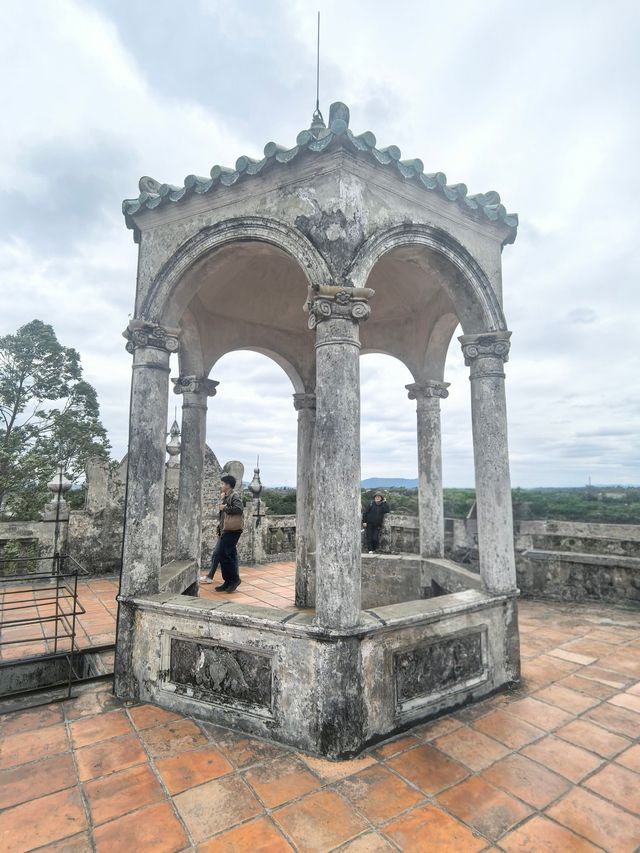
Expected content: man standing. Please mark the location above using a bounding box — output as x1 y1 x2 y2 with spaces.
216 474 244 592
362 492 390 553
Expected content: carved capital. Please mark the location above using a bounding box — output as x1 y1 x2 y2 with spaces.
306 286 374 329
459 331 511 366
293 392 316 411
172 376 219 397
406 380 450 400
123 319 180 355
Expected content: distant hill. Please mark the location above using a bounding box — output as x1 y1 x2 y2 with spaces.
361 477 418 488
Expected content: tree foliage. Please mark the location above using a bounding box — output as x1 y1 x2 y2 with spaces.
0 320 111 519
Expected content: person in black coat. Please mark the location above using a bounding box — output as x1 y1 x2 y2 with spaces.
362 492 390 553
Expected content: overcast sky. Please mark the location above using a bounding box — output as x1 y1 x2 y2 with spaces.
1 0 638 488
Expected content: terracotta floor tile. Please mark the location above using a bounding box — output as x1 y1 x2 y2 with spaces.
337 832 396 852
76 733 148 781
174 775 262 842
411 715 463 740
472 710 544 749
598 650 640 679
556 673 620 700
584 763 640 813
37 831 93 852
437 776 533 841
383 802 486 852
1 703 63 736
0 722 68 770
93 801 189 853
547 787 640 852
499 815 600 853
128 703 184 730
585 702 640 737
609 692 640 714
198 815 294 852
522 735 604 782
338 764 424 825
560 638 618 659
616 743 640 772
532 684 599 714
386 743 468 794
83 763 165 825
140 718 208 758
482 753 570 809
244 754 322 808
434 726 510 771
628 681 640 695
578 664 629 688
555 718 631 758
155 744 233 795
503 697 574 731
297 752 377 782
0 786 87 852
548 648 597 666
372 733 421 759
0 752 76 809
63 685 122 720
70 708 133 748
204 725 289 768
273 789 368 853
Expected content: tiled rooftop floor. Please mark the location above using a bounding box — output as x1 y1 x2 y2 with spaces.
0 562 639 851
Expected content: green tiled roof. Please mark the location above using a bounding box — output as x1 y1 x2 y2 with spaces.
123 102 518 241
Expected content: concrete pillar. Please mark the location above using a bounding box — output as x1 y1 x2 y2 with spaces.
172 376 219 565
115 319 179 698
459 331 516 594
309 289 372 629
406 380 450 558
293 392 316 607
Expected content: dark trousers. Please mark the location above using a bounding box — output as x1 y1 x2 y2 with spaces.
219 530 241 584
366 525 382 552
206 538 222 578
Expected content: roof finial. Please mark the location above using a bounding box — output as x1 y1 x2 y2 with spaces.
310 11 325 135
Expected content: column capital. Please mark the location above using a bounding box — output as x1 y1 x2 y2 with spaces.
459 331 511 366
406 380 450 400
306 286 374 329
293 392 316 411
123 319 180 355
172 376 219 397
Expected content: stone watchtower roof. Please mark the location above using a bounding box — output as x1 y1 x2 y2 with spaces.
122 102 518 243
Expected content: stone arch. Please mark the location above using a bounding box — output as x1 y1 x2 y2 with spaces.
210 346 306 395
423 313 460 381
141 216 333 326
360 347 417 381
348 224 506 333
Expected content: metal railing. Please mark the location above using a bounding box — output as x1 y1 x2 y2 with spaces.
0 555 87 699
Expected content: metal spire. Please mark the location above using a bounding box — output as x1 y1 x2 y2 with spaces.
310 11 325 133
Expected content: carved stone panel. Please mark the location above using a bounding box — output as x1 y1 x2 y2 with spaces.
168 636 273 712
394 630 487 713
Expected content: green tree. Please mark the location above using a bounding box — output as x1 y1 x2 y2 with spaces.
0 320 111 519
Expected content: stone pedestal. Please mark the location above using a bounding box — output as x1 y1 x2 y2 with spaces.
460 331 516 594
173 376 219 566
309 290 371 629
406 380 450 559
115 320 178 698
293 392 316 607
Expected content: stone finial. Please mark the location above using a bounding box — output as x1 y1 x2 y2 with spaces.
41 463 71 521
166 419 181 468
459 331 512 366
123 319 180 354
406 380 450 400
248 463 263 500
172 376 219 396
293 392 316 411
307 287 374 329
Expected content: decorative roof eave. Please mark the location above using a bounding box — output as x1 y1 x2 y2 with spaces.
123 102 518 246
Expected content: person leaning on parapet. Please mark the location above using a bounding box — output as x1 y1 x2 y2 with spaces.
215 474 244 593
362 491 390 553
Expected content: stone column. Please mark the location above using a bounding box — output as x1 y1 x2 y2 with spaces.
309 288 372 629
293 392 316 607
459 331 516 594
115 319 179 698
406 380 450 558
172 376 219 565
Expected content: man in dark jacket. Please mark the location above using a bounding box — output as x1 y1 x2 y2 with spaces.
216 474 244 592
362 492 390 553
